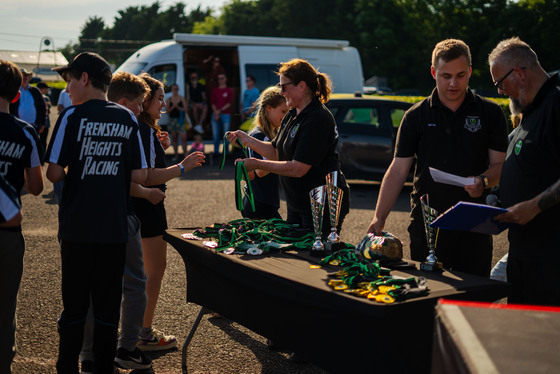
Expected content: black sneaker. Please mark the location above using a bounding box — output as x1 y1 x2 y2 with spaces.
80 360 93 374
114 347 152 370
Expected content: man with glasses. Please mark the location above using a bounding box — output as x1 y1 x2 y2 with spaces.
367 39 508 277
489 37 560 305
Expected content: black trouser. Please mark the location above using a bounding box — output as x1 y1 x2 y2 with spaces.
56 241 126 374
409 222 493 277
0 229 24 373
287 188 350 237
507 255 560 306
241 197 281 220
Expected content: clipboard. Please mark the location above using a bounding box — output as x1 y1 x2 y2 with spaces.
430 201 511 235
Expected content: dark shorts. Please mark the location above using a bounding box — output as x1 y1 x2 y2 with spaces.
132 196 168 238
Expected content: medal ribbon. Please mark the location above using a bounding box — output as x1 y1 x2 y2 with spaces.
194 218 315 251
235 161 255 212
218 133 254 212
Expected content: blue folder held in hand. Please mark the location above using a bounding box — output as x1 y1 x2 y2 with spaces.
430 201 511 235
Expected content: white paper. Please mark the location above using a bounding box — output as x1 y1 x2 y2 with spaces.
429 167 476 187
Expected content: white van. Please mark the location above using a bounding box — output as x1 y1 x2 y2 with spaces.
116 33 364 129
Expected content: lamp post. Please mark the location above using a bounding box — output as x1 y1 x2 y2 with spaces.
37 36 56 74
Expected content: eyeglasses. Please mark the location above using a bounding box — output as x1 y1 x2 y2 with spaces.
277 82 295 92
493 68 514 90
494 66 527 90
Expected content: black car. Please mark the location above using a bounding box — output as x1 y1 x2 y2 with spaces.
326 94 413 180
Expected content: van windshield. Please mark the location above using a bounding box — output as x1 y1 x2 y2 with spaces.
117 61 148 75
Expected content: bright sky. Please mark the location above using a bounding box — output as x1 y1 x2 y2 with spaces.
0 0 229 51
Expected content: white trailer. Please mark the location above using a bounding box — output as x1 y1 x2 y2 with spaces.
116 33 364 128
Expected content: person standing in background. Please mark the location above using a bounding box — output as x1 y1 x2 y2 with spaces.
166 84 189 162
241 75 260 122
210 73 234 157
187 72 207 134
200 55 225 98
9 68 47 153
57 88 72 114
36 82 51 155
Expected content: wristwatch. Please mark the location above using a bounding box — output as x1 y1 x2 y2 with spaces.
178 163 185 174
479 174 489 189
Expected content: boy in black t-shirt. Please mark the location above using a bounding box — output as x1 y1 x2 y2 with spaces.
0 59 43 373
45 53 147 373
79 71 155 371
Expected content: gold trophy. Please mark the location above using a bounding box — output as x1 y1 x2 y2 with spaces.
420 194 443 272
309 185 327 257
325 171 344 251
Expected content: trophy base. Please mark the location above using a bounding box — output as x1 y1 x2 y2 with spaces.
420 261 443 272
325 242 345 252
310 248 327 257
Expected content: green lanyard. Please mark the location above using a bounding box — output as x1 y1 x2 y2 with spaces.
236 161 255 212
218 133 255 212
193 218 315 252
219 133 248 171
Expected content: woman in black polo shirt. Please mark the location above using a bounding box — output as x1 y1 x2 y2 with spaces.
228 58 349 234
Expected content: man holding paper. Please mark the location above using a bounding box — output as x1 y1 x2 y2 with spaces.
367 39 508 277
489 38 560 305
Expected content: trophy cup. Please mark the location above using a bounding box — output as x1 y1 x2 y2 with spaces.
420 194 443 272
325 171 345 251
309 185 327 257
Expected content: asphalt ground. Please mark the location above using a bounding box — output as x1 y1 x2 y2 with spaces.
12 117 508 373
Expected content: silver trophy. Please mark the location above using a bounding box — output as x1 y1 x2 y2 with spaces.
420 194 443 272
309 185 327 257
325 171 344 251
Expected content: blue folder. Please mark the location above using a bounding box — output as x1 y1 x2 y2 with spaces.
430 201 511 235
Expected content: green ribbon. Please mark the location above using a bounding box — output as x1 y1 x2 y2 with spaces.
321 248 428 300
235 161 255 212
193 218 315 252
219 133 248 171
218 133 254 212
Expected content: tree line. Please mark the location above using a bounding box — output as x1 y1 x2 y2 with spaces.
62 0 560 95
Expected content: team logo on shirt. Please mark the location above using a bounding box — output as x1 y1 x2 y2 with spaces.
514 140 522 155
77 119 134 179
0 141 26 177
290 123 300 138
464 116 481 133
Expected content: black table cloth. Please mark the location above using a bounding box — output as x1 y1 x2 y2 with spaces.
164 228 509 374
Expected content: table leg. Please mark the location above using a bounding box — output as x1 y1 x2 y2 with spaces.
182 306 211 374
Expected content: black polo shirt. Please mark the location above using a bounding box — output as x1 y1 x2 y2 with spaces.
272 98 345 213
500 74 560 261
396 88 508 222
